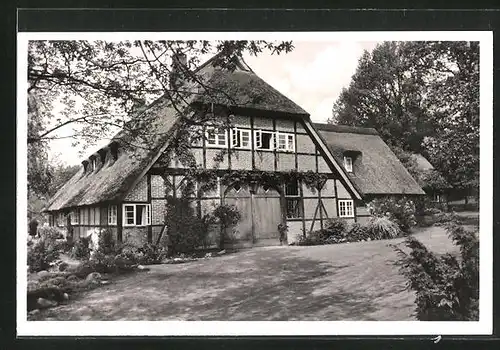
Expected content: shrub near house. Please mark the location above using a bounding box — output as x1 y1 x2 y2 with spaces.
394 220 479 320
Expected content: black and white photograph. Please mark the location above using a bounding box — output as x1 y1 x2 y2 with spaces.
17 31 492 336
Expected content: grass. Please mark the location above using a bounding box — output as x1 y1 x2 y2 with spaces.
32 225 467 321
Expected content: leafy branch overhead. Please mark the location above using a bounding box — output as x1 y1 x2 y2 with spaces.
27 40 293 148
27 40 294 198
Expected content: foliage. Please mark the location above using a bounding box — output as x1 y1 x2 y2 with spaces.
221 170 327 192
71 236 91 260
48 163 80 196
367 196 417 233
278 223 288 244
394 220 479 320
27 237 60 273
330 41 479 193
164 197 214 255
212 203 241 247
38 226 65 240
365 217 402 240
27 40 293 161
297 218 349 246
97 228 116 255
135 243 169 265
348 223 372 241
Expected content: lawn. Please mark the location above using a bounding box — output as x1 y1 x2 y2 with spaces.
35 225 463 321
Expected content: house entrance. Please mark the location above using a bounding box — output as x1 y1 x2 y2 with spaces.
223 184 282 247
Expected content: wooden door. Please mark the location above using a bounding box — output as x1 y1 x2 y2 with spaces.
224 184 282 247
252 186 282 246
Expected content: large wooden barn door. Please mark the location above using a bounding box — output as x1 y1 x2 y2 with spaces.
252 186 281 246
224 184 281 247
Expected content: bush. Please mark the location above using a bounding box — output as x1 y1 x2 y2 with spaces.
71 236 91 260
136 243 168 265
367 196 417 233
213 203 241 248
394 221 479 320
297 218 349 246
348 223 371 241
165 198 214 255
27 238 60 273
38 226 65 240
365 216 402 240
97 229 115 255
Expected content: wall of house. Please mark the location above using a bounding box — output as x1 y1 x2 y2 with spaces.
146 112 360 246
51 113 360 248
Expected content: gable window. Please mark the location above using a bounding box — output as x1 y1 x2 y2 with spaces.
123 204 151 226
338 200 354 218
276 132 295 152
231 128 251 149
285 180 303 219
206 127 228 148
344 156 353 172
108 205 117 225
254 130 275 150
70 210 78 225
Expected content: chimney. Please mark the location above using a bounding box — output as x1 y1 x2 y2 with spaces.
169 50 187 90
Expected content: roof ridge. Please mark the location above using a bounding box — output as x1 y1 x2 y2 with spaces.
314 123 379 135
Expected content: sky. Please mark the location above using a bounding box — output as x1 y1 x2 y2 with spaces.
47 41 379 166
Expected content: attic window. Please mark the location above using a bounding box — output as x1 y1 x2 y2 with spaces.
344 156 353 172
109 142 119 161
90 157 98 171
82 160 89 173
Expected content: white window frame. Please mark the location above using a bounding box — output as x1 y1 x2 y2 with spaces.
230 128 252 149
276 132 295 152
338 200 354 218
70 210 78 225
285 180 302 219
205 127 228 148
122 204 151 227
57 212 65 227
108 205 117 225
254 130 275 151
344 156 353 172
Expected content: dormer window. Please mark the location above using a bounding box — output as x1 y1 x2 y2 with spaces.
91 157 98 171
344 156 353 172
82 160 89 174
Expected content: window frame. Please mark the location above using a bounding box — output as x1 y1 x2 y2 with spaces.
122 203 151 227
338 199 354 218
230 128 252 149
285 180 303 219
70 210 78 225
254 130 275 151
57 212 65 227
205 127 228 148
276 132 295 152
344 156 353 172
108 205 118 225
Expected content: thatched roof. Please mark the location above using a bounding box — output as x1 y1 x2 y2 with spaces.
314 123 425 196
46 52 310 211
192 56 309 116
46 98 184 211
409 153 451 191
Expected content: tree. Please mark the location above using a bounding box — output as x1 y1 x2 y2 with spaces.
26 40 294 198
330 42 436 153
27 40 293 150
330 41 479 194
